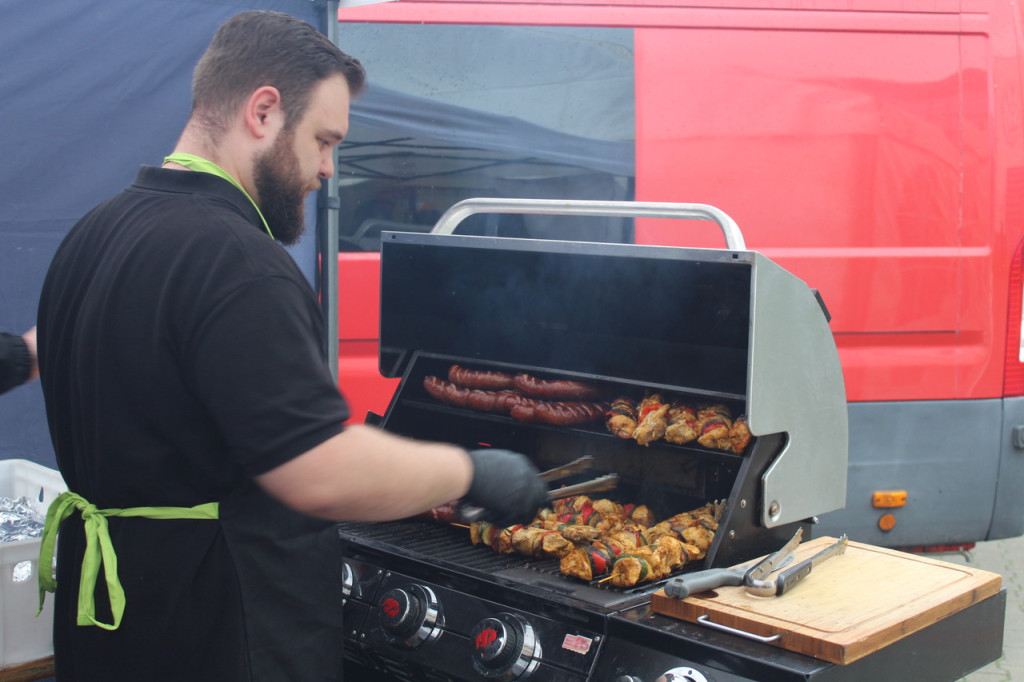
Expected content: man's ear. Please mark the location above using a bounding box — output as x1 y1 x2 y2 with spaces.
244 86 284 140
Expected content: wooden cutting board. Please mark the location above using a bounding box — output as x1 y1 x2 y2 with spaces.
650 536 1001 664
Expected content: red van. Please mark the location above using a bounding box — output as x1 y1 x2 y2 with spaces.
330 0 1024 549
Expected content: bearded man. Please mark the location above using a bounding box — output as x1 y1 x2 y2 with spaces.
36 11 546 681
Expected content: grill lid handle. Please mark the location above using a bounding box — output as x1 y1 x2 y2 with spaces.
431 198 746 251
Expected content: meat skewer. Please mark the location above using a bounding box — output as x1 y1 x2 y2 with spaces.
462 497 721 588
633 392 670 446
729 415 752 453
559 544 617 581
605 396 638 439
664 401 699 445
696 403 733 449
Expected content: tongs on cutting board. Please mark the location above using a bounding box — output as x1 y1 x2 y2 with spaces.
664 528 848 599
459 455 619 522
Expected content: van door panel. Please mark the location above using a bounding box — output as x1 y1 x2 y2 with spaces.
634 24 972 401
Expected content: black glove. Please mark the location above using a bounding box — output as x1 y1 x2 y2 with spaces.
465 449 549 527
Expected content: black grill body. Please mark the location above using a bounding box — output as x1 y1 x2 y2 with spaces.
338 224 998 681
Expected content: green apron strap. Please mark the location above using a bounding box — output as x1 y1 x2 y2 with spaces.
163 152 275 240
37 491 219 631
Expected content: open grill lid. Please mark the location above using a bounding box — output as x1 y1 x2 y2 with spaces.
378 198 848 528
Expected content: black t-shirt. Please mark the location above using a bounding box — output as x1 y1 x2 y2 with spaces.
38 166 350 681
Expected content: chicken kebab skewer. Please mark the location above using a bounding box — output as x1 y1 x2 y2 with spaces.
467 497 722 587
606 395 753 453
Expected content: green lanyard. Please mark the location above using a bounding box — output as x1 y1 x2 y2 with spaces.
37 491 219 630
163 152 275 240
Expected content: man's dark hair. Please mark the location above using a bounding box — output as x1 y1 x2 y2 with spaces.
191 10 366 135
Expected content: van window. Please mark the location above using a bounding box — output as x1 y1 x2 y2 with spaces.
334 23 636 250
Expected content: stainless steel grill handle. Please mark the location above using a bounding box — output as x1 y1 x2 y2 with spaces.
695 614 781 643
431 198 746 251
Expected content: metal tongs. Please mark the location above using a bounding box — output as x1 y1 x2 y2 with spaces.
664 528 848 599
459 455 619 522
542 455 619 500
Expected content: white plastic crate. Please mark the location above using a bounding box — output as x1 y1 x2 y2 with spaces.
0 459 66 668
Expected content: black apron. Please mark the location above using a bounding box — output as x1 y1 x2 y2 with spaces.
50 481 345 681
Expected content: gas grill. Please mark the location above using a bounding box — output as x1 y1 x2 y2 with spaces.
337 200 999 681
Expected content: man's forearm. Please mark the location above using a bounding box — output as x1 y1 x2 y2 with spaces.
256 424 474 521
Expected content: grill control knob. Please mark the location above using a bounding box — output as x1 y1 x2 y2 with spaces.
656 668 710 682
470 613 540 680
340 562 355 602
377 584 442 648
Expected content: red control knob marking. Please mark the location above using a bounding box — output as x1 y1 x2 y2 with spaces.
382 597 400 618
475 627 498 650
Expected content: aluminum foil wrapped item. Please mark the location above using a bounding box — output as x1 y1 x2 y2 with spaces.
0 495 47 543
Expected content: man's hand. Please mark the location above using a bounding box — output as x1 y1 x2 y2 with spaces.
465 449 548 527
22 327 38 381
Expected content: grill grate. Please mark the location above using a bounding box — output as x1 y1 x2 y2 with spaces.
339 520 549 573
338 519 698 600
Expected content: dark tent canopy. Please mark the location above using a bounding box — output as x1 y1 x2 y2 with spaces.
0 0 329 468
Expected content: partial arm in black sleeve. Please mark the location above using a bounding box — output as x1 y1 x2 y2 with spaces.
0 331 33 395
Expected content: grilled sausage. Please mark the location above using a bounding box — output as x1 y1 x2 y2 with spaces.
509 401 539 422
534 401 608 426
425 377 529 415
467 389 522 413
513 373 607 401
448 364 515 390
427 374 604 426
509 400 607 426
423 376 471 407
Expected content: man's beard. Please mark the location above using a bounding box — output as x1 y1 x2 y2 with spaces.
253 128 309 245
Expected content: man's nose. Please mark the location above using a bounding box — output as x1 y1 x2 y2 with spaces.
318 150 335 180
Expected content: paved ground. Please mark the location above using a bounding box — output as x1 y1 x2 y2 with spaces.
941 535 1024 681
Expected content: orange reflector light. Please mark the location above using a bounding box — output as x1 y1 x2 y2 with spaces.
872 490 907 508
878 514 897 531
